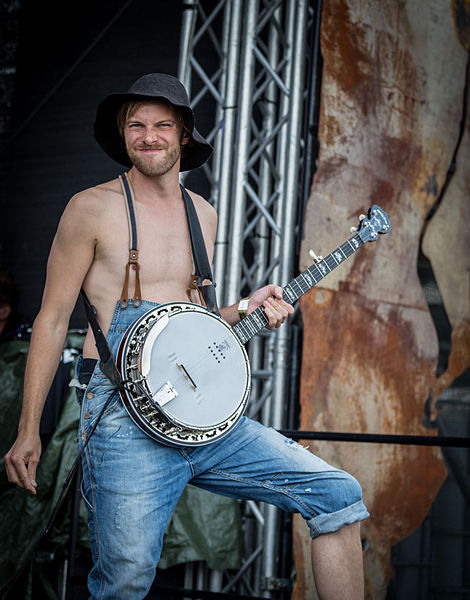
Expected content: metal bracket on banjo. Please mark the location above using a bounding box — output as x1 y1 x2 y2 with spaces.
123 379 181 427
153 381 178 406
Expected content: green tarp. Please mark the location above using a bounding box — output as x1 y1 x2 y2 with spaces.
0 337 242 597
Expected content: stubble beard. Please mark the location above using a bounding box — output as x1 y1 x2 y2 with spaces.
126 143 182 177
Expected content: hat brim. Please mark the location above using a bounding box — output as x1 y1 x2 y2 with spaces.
93 92 213 172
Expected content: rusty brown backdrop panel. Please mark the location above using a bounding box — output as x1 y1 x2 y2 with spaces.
293 0 470 598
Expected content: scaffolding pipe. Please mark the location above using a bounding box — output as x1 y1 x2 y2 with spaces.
261 1 309 592
272 0 308 429
178 1 198 91
250 6 281 411
226 0 259 305
213 0 244 298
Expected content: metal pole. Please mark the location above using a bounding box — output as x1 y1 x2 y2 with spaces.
178 0 198 89
178 0 199 189
261 0 309 593
250 3 281 409
213 0 244 303
206 0 231 213
271 0 308 428
225 0 259 305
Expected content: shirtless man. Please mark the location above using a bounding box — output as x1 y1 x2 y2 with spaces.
4 74 369 599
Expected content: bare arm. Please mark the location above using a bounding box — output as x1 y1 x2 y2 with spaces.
4 192 99 494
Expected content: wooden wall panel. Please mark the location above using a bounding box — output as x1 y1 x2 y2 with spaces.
293 1 469 597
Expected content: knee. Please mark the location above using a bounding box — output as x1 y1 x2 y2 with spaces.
89 558 156 598
306 470 369 539
331 470 364 512
95 541 159 596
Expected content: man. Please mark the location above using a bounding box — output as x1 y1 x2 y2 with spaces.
5 74 369 599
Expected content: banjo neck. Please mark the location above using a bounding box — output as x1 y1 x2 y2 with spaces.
232 204 391 345
232 232 365 345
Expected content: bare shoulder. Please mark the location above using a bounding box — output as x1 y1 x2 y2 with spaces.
66 178 121 215
59 178 122 233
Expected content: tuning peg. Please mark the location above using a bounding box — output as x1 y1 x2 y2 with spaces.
309 249 323 263
358 214 366 221
350 226 358 234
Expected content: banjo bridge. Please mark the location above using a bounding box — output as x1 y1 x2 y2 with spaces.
176 362 197 391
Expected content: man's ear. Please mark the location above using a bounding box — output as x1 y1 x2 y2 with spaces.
181 132 190 146
0 304 12 320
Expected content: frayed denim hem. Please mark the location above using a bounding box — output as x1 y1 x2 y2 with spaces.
307 500 370 538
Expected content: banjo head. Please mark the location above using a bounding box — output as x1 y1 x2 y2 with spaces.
117 302 251 447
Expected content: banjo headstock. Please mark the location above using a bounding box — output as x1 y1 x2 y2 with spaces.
357 205 391 243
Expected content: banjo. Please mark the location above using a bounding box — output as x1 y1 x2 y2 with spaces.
117 205 391 447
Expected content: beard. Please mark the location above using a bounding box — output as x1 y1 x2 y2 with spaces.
126 143 181 177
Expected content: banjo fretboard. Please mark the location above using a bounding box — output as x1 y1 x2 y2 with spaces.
233 233 366 345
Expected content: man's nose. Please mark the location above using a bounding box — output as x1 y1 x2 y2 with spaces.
143 127 159 144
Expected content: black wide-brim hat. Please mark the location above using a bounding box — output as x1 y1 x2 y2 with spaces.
93 73 213 172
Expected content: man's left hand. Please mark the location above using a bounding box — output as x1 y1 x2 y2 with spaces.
248 285 294 330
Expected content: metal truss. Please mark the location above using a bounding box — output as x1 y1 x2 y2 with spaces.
178 0 321 596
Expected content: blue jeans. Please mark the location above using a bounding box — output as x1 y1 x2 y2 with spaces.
77 300 369 599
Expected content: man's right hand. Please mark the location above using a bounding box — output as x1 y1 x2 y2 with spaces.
4 433 42 495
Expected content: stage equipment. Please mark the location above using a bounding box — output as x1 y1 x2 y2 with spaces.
177 0 324 593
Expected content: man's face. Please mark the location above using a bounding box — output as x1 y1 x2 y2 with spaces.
123 100 187 177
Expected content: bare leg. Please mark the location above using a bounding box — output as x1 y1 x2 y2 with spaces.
311 522 364 600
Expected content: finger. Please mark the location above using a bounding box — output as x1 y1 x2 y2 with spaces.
271 285 284 300
263 306 277 329
279 299 295 314
262 302 275 328
270 289 294 315
8 453 37 494
4 451 22 486
268 297 289 318
3 453 16 484
6 457 27 487
264 299 285 329
27 459 39 491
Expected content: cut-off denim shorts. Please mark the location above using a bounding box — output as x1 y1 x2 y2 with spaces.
76 299 369 599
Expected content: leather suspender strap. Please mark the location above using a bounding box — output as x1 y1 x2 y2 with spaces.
79 289 122 387
118 173 142 309
179 184 220 315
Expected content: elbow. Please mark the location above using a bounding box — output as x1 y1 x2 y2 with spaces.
32 307 71 338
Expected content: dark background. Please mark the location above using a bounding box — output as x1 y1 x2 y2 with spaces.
0 0 209 329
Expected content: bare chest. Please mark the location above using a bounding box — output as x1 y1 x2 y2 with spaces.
93 200 194 298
